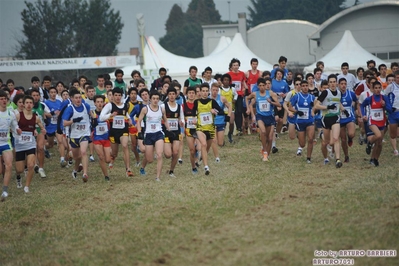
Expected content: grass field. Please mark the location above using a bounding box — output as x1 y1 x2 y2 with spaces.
1 131 399 265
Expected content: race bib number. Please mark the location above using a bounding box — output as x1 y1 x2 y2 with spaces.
76 122 86 131
186 117 196 129
259 100 270 112
340 107 352 118
168 118 178 131
51 115 58 125
148 122 159 133
371 108 384 121
200 112 213 125
0 129 8 141
297 108 309 119
113 115 125 129
277 94 283 103
96 122 107 135
233 82 241 92
20 131 33 143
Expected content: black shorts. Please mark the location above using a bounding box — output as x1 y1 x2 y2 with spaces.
274 106 285 119
16 148 36 162
110 129 129 144
47 132 56 137
322 115 340 130
243 107 249 118
198 130 215 140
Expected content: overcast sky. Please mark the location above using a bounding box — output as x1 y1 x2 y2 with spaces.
0 0 377 58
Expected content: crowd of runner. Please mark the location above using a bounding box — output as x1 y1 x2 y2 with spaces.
0 57 398 199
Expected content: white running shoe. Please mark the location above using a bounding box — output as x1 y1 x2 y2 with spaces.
38 168 46 178
24 186 29 193
1 191 8 198
215 157 220 163
89 155 95 162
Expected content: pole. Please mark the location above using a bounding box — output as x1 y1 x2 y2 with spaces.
228 1 231 24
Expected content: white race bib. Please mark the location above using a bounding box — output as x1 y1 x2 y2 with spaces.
340 106 352 118
168 118 178 131
51 115 58 125
20 131 33 143
113 115 125 129
199 112 213 125
297 108 309 119
186 117 196 129
148 122 159 133
96 122 107 135
259 100 270 112
370 108 384 121
0 129 8 141
233 81 241 92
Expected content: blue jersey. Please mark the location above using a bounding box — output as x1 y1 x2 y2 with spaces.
291 92 315 124
256 90 273 117
271 79 289 104
271 68 289 80
214 94 225 125
44 99 62 134
92 110 109 141
340 90 357 124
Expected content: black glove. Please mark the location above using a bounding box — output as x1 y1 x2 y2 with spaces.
138 132 144 139
327 104 336 110
392 107 397 112
309 102 314 107
343 110 350 117
73 117 83 123
297 111 304 116
224 115 230 122
50 111 55 116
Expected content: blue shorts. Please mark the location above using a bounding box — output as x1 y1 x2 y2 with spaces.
295 122 314 132
215 124 226 132
70 136 90 148
365 121 385 137
388 112 399 124
287 116 296 125
0 143 12 155
256 114 275 127
144 131 164 146
340 120 355 128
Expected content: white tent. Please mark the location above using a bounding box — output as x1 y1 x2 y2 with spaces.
303 30 388 73
114 33 273 84
208 36 231 56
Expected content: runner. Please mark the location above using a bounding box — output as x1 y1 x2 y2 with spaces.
384 70 399 155
289 80 316 163
0 90 21 198
361 81 391 166
219 74 237 143
99 87 134 177
338 78 358 163
91 95 111 180
163 87 185 177
127 87 141 167
314 74 345 168
136 91 170 181
15 95 45 193
62 89 92 182
192 83 224 174
246 78 280 162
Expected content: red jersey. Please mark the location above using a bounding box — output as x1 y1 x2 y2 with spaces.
368 95 386 127
227 71 246 97
246 70 261 94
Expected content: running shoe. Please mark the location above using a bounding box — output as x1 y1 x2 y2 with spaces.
44 149 51 159
17 176 22 188
135 161 141 167
155 177 161 182
34 165 39 174
306 158 311 164
178 159 183 165
215 157 220 163
169 171 176 178
394 150 399 156
126 169 134 177
204 166 210 175
72 170 77 179
192 168 198 174
82 174 88 182
262 152 269 162
272 146 278 154
324 158 330 165
67 159 73 167
24 186 29 193
89 155 95 162
374 159 379 167
105 176 110 181
1 191 8 198
60 159 68 168
358 135 364 145
109 162 114 169
38 168 47 178
369 158 375 166
139 168 146 175
344 156 349 163
335 159 343 168
296 148 302 156
77 164 83 172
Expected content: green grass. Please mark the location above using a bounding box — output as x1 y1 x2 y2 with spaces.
1 132 399 265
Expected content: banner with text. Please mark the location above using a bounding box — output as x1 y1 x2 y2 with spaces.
0 56 137 72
